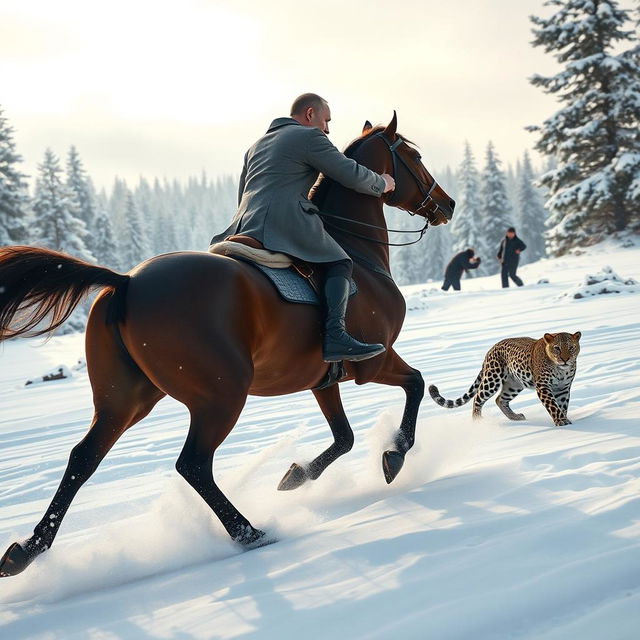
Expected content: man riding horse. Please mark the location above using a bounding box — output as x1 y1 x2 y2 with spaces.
210 93 396 363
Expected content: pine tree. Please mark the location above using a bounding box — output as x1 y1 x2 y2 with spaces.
387 206 414 284
120 191 147 269
32 148 94 261
528 0 640 254
479 141 514 273
134 177 155 251
506 161 520 212
0 106 30 245
450 142 483 260
93 205 120 269
66 146 97 244
422 223 453 282
109 176 129 239
441 165 457 203
622 1 640 225
517 151 548 264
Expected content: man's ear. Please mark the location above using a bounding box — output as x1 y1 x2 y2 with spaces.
362 120 373 134
544 333 554 343
382 110 397 138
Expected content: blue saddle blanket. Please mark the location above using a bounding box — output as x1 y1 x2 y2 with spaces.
253 264 357 305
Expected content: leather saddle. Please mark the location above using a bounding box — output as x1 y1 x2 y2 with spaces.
209 235 294 269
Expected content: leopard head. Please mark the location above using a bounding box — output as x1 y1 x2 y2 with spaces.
543 332 581 367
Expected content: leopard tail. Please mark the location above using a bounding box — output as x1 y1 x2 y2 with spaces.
428 370 482 409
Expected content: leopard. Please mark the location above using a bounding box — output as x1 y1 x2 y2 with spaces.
428 332 581 426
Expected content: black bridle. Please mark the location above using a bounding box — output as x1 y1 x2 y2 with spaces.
317 132 443 247
375 132 441 219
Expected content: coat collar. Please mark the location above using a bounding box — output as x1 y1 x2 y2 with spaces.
267 117 302 132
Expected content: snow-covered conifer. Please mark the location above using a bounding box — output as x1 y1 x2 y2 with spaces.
32 148 94 260
0 106 30 245
120 191 148 269
441 165 457 202
93 205 120 269
479 141 514 273
422 223 454 282
450 142 483 263
66 146 97 242
109 177 129 239
387 207 415 284
529 0 640 254
516 151 547 264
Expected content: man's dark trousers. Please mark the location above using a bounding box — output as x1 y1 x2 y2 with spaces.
442 277 461 291
501 262 523 288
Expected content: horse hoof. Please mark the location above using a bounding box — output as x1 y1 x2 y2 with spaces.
0 542 32 578
235 527 277 550
277 463 308 491
244 531 278 551
382 450 405 484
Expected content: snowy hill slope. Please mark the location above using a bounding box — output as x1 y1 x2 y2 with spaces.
0 241 639 639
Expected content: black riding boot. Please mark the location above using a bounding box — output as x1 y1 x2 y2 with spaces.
322 275 386 362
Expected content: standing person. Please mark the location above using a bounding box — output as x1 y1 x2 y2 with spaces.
497 227 526 288
210 93 396 362
441 248 481 291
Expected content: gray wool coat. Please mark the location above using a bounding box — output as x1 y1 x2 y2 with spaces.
210 117 386 263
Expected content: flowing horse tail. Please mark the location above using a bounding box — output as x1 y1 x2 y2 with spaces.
428 370 482 409
0 245 129 341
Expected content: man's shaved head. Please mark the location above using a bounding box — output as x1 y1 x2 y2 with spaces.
290 93 328 116
290 93 331 134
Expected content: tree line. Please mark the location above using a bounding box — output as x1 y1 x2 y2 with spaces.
1 109 544 287
1 2 638 290
0 113 238 273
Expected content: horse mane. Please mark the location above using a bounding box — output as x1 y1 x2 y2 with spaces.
310 125 415 208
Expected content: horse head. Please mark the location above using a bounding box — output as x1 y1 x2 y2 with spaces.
368 112 455 226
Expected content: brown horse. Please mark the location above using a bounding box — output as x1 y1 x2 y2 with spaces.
0 113 454 577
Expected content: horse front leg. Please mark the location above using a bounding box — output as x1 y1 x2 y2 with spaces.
374 349 425 484
277 384 354 491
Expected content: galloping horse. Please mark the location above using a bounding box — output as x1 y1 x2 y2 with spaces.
0 113 454 577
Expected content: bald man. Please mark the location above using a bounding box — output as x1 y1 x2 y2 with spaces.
211 93 395 362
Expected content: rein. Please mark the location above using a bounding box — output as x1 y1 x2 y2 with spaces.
318 211 429 247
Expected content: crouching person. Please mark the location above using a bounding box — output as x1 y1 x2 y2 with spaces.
441 248 481 291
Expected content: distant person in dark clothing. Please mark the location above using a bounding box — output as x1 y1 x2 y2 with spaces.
497 227 526 288
442 248 481 291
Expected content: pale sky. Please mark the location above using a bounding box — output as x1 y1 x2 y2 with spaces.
1 0 637 190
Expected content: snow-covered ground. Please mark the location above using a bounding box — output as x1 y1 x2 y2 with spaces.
1 240 639 639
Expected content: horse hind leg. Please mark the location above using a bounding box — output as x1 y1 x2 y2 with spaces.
0 383 163 578
278 384 354 491
0 301 165 578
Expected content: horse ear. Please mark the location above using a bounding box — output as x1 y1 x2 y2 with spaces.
362 120 373 134
382 110 398 138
